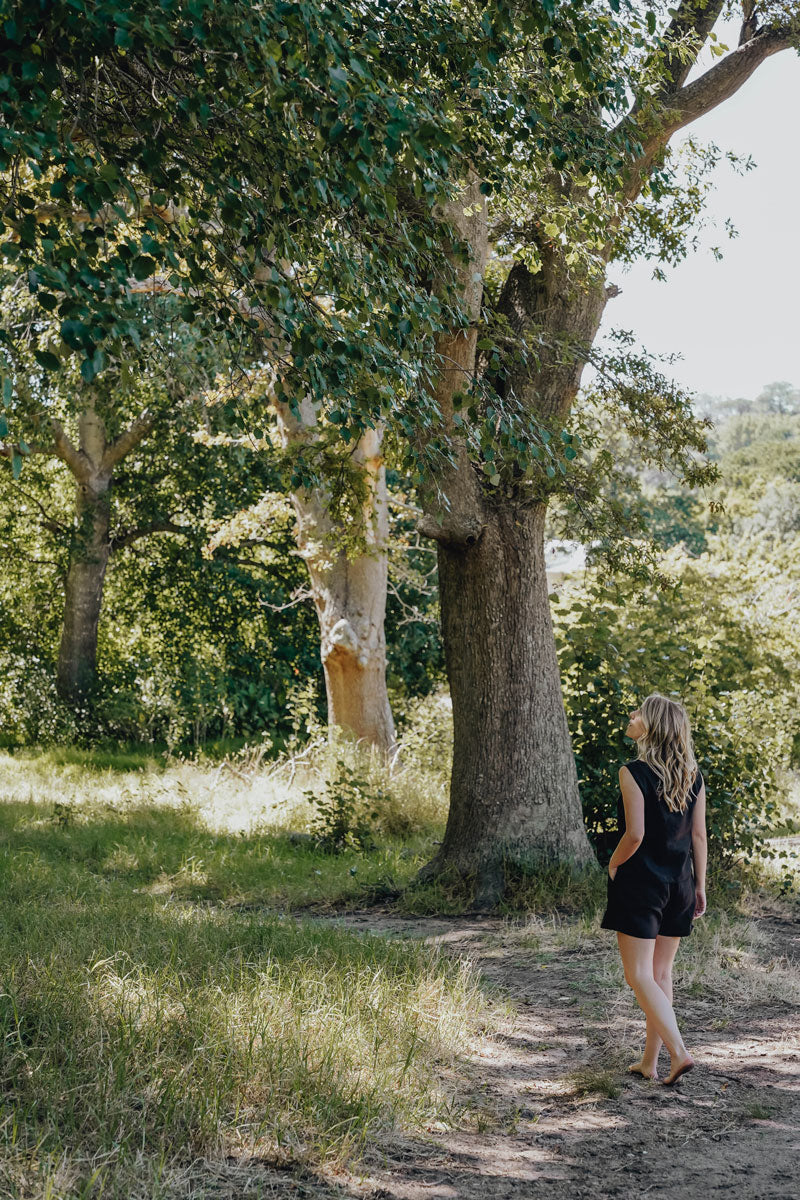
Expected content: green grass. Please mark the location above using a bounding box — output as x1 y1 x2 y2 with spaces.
0 741 448 909
0 749 502 1198
567 1064 623 1100
1 740 794 1197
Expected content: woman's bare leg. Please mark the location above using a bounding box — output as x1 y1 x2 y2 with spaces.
629 935 681 1078
617 933 693 1083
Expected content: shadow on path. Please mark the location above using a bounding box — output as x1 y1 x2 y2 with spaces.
274 904 800 1200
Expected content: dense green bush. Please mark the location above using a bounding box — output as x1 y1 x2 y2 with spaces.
553 556 800 870
0 652 78 747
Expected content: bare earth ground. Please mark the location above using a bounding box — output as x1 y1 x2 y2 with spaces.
238 892 800 1200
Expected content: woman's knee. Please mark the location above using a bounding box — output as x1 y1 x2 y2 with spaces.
624 966 654 991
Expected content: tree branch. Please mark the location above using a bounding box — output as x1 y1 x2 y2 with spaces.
657 0 728 93
110 519 187 553
664 25 797 136
102 410 155 470
50 418 92 482
623 23 797 194
739 0 759 47
7 482 69 537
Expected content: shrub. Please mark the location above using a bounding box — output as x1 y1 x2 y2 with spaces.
552 556 800 871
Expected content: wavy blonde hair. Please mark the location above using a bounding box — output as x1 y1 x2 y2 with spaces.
636 693 698 813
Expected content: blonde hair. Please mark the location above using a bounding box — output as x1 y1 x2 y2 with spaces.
636 693 698 813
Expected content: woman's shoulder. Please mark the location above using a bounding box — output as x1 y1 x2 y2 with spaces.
620 759 655 791
622 758 651 776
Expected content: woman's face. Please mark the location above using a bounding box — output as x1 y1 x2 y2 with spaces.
625 707 646 741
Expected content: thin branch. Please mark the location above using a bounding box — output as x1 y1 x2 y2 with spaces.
623 23 797 194
256 586 314 612
657 0 728 94
6 482 69 536
664 25 796 136
739 0 759 47
110 519 187 553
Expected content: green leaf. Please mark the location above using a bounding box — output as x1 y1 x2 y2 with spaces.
130 255 157 280
33 350 61 372
11 450 22 479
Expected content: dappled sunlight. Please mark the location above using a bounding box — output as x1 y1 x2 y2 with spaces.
0 747 317 835
0 734 449 849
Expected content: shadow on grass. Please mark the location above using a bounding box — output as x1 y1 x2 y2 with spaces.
0 795 503 1198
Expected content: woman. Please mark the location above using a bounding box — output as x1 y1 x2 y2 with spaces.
601 692 708 1086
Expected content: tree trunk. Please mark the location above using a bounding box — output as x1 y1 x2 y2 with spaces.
418 185 605 897
56 409 113 699
429 499 594 902
276 405 397 754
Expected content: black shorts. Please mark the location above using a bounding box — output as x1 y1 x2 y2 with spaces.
601 865 696 940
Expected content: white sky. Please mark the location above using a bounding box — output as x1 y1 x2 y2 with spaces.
599 37 800 403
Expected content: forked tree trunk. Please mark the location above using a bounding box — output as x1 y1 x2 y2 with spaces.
432 501 594 901
277 403 397 754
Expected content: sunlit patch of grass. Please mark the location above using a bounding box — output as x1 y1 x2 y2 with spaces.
0 736 502 1194
673 910 800 1008
567 1063 622 1099
0 733 450 911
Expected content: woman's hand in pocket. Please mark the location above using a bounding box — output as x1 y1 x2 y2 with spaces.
608 864 617 881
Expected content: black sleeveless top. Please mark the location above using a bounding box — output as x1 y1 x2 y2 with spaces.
615 758 703 883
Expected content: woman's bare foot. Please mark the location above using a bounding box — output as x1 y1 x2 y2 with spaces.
628 1059 659 1080
661 1056 695 1086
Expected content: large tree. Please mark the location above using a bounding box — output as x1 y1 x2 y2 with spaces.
0 0 618 742
416 1 800 901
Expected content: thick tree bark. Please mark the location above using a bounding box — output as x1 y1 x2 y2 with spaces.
55 409 112 699
56 478 111 698
431 500 594 903
276 404 397 754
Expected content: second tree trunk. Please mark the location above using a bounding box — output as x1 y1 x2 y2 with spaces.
56 478 111 699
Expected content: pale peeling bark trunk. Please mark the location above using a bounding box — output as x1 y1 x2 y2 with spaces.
56 409 112 699
277 403 396 754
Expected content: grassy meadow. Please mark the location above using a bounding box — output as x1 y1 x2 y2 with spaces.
0 739 504 1197
1 734 798 1198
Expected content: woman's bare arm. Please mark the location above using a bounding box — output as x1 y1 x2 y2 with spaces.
692 781 708 916
608 766 645 877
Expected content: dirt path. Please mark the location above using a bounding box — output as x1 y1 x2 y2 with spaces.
271 894 800 1200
